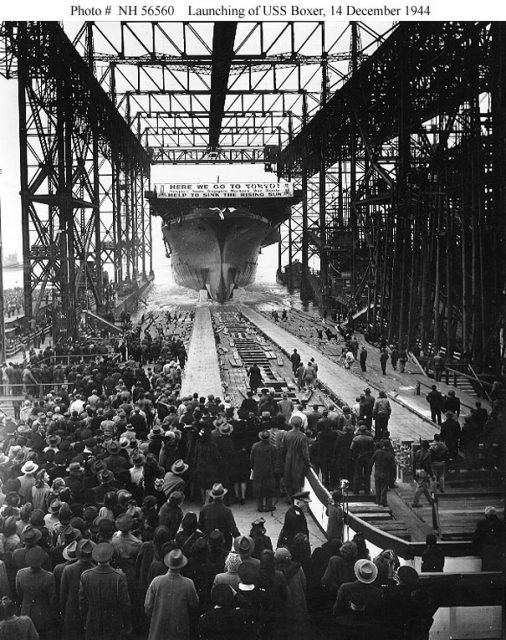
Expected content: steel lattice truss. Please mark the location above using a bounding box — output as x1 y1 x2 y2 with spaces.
2 20 505 363
280 21 506 363
0 22 152 338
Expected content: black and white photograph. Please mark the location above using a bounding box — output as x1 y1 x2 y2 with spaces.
0 10 504 640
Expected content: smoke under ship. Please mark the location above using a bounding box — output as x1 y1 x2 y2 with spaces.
146 182 301 303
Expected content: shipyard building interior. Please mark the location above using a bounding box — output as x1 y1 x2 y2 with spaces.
0 20 505 640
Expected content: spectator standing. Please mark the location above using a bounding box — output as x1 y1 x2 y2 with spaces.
372 391 392 440
426 385 444 425
78 542 131 640
250 430 277 513
282 417 310 502
145 549 199 640
369 441 396 507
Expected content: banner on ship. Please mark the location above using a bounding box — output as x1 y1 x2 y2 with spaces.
156 182 294 199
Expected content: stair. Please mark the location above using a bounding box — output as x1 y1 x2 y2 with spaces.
348 501 411 541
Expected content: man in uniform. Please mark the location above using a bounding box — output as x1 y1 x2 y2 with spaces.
277 490 310 551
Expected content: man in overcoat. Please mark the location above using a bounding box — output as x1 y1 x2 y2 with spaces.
78 542 131 640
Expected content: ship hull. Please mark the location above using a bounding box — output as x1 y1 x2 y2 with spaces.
162 209 277 302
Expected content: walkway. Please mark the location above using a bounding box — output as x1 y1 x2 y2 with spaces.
249 303 491 423
241 305 438 441
180 305 223 398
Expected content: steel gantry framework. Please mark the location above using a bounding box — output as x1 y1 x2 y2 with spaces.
67 20 389 301
0 21 152 339
280 21 506 365
1 21 505 365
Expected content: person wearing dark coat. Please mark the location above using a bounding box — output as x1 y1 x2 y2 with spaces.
158 491 184 539
369 441 396 506
440 411 461 459
199 583 258 640
198 484 240 551
426 386 444 425
442 390 461 418
250 430 277 512
316 420 338 486
471 506 505 571
78 542 131 640
282 417 310 502
334 425 355 481
277 491 310 551
214 423 235 498
256 549 288 640
420 534 445 573
247 364 263 393
15 546 58 640
60 539 95 640
350 425 374 495
194 426 222 504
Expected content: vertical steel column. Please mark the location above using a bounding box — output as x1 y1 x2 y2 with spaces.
491 23 506 367
300 94 309 300
17 25 32 324
319 48 328 311
349 22 358 295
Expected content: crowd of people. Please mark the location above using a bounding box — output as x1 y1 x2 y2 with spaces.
0 310 503 640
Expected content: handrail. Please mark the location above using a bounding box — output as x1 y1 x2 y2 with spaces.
416 377 475 413
408 351 429 377
304 467 475 558
468 364 493 402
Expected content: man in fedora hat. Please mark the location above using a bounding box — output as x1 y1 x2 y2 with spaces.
162 458 189 499
145 549 199 640
250 430 277 513
16 545 58 639
79 542 131 640
104 440 130 479
64 462 85 504
199 483 240 550
333 559 381 615
13 525 51 572
233 535 259 568
18 460 39 504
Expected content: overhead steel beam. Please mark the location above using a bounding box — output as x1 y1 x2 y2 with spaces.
209 22 238 150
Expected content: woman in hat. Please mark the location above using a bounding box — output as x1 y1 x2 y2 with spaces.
250 430 277 513
175 512 204 559
31 469 51 513
2 515 21 553
249 517 273 560
212 551 242 591
322 541 358 604
16 546 58 640
145 549 199 640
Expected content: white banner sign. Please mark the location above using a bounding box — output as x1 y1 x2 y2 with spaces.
156 182 294 199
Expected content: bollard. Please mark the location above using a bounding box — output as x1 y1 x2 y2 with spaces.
415 381 421 395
